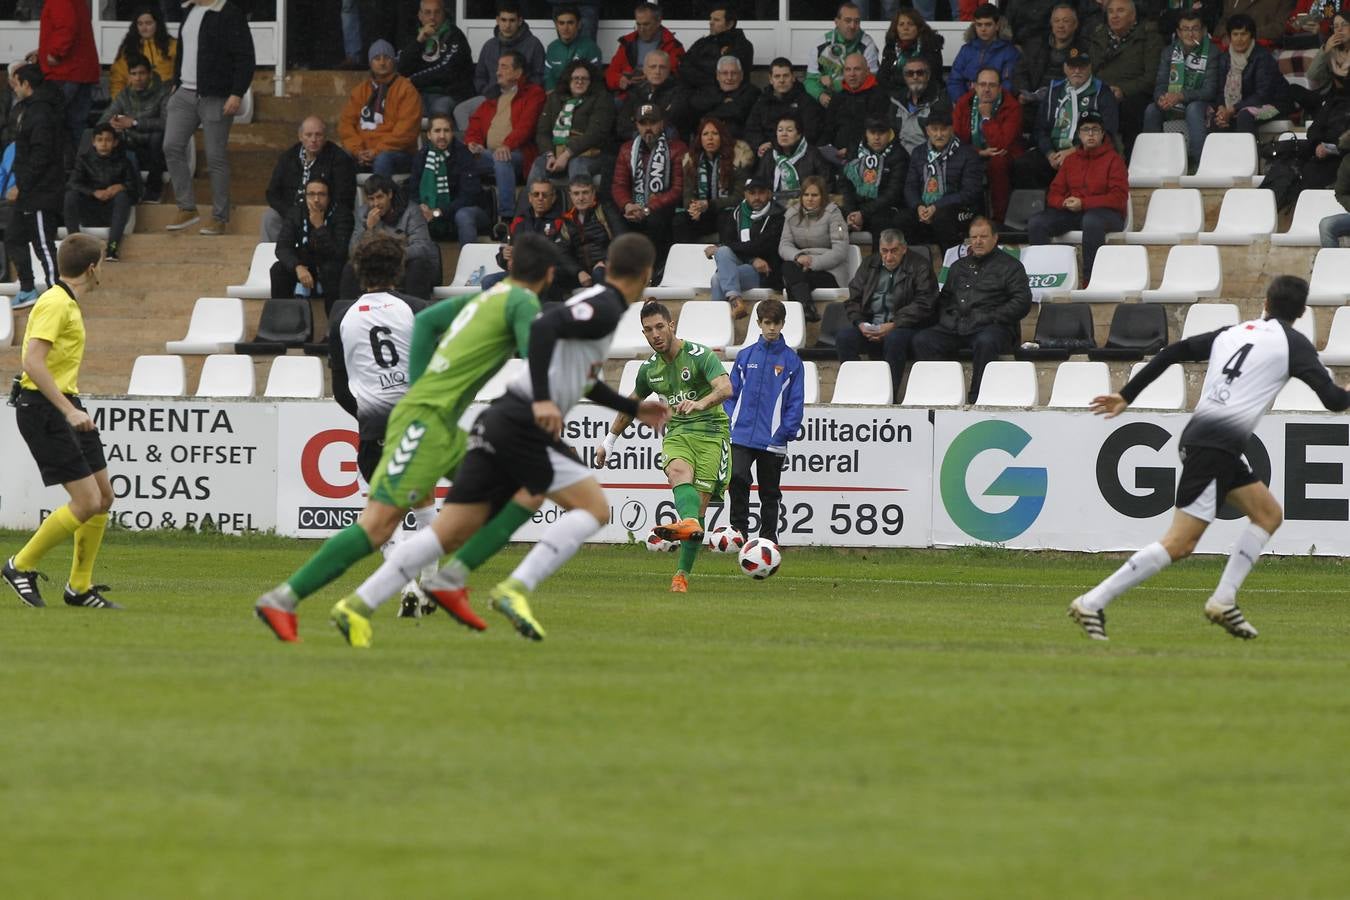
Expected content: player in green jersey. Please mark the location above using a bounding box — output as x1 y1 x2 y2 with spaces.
253 234 557 643
595 301 732 593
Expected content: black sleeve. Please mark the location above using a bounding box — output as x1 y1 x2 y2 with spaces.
527 291 624 401
274 214 301 269
587 379 641 416
226 7 257 98
327 301 358 420
265 155 291 214
1288 328 1350 412
1119 329 1224 404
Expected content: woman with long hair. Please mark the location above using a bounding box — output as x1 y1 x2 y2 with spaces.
879 7 945 95
674 115 754 242
777 175 849 322
528 59 614 187
109 6 177 98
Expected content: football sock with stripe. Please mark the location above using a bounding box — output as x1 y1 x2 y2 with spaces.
1081 541 1172 612
286 523 374 601
512 509 602 591
14 504 80 571
355 527 445 610
1211 524 1271 606
68 513 108 593
672 483 702 574
437 500 536 588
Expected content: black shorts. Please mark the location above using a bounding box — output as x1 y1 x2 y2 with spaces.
447 396 592 510
356 437 383 483
15 391 107 486
1175 445 1259 523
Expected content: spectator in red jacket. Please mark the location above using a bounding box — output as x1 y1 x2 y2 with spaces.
465 49 546 235
38 0 100 161
605 1 686 94
953 66 1025 222
1025 111 1127 280
613 102 687 276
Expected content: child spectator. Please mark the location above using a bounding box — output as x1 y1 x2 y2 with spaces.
63 124 141 261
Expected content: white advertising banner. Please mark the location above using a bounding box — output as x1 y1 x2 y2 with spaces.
931 410 1350 555
0 399 277 533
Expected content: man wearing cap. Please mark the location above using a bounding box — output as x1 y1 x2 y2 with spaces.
704 175 784 320
1011 46 1119 190
841 117 908 250
896 104 985 252
1026 110 1128 282
614 102 687 276
337 39 424 177
953 66 1025 222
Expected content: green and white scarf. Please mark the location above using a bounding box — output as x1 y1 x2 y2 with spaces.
552 96 583 150
696 153 725 200
1050 78 1097 150
772 137 808 192
969 92 1001 149
736 199 772 242
818 29 861 89
1165 35 1211 118
844 138 888 200
418 147 451 210
630 131 670 205
920 136 960 206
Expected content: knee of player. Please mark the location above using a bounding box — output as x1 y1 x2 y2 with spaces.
1163 534 1199 560
357 507 401 545
1256 506 1284 534
96 489 114 514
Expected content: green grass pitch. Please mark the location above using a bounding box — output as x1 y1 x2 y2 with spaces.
3 529 1350 899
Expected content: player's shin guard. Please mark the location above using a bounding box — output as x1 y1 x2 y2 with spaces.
14 505 81 571
1212 524 1271 606
68 513 108 593
1081 541 1172 612
511 509 603 591
354 527 446 610
285 523 375 601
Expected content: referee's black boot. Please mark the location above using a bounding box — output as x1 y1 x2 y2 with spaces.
63 584 123 610
3 556 47 607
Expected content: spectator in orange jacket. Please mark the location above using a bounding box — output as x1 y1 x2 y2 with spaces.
605 1 686 94
38 0 100 160
953 66 1025 221
1025 111 1127 280
613 102 687 276
465 49 547 234
337 39 423 177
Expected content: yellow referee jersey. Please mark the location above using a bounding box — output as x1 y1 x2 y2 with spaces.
19 283 85 395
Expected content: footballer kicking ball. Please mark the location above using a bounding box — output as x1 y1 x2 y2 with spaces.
644 528 677 552
706 527 746 553
738 538 781 579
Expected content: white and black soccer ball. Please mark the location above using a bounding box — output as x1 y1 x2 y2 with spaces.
644 528 677 552
706 526 746 553
738 538 781 579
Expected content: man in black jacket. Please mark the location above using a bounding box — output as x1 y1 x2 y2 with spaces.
616 50 689 141
820 52 890 167
836 229 937 399
8 64 63 310
680 4 754 95
687 55 758 141
397 0 473 118
706 175 783 320
262 116 358 241
896 104 985 251
269 177 355 314
553 174 625 292
841 118 908 251
745 58 823 158
163 0 256 236
63 124 141 262
912 217 1033 404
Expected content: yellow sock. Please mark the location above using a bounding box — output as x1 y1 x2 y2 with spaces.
69 513 109 593
14 505 81 571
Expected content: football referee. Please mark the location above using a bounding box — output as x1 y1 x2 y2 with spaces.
3 233 120 609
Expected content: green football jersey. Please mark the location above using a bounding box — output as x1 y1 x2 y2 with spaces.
401 281 540 425
635 339 730 437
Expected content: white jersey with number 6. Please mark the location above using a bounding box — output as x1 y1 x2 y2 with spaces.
331 290 423 437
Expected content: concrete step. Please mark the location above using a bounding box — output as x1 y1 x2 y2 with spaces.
254 92 348 127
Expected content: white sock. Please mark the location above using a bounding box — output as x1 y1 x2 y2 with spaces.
411 504 439 581
1081 542 1172 612
432 557 470 590
510 509 602 591
355 527 446 610
1211 524 1271 606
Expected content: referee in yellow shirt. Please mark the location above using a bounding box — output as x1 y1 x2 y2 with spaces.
3 234 120 609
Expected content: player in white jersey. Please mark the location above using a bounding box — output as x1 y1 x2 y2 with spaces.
1069 276 1350 641
326 234 435 617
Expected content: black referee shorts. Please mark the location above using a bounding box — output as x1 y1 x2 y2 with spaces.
15 390 107 486
1175 445 1260 523
447 396 590 511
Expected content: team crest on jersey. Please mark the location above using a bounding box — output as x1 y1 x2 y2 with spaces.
681 367 691 381
774 365 783 376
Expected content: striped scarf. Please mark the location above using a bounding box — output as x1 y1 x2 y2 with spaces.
630 132 670 205
772 137 808 192
552 96 583 150
1165 36 1211 119
921 136 960 205
418 147 451 210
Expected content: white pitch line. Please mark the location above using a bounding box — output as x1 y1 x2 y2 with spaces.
685 573 1336 595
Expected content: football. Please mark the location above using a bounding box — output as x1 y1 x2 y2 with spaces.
706 527 746 553
644 528 677 552
738 538 781 579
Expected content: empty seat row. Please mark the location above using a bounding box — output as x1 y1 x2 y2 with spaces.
1130 131 1260 188
609 298 808 357
127 354 324 399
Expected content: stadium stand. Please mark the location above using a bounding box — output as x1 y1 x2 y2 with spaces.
126 355 187 397
1140 245 1223 303
263 355 325 399
165 298 247 354
899 361 965 407
1307 249 1350 305
1273 191 1345 246
433 243 504 299
1126 362 1186 410
236 298 312 354
1017 302 1095 360
1318 308 1350 366
1179 133 1259 188
1127 132 1187 188
727 300 806 352
195 354 256 398
644 245 720 301
1181 303 1241 340
1087 304 1168 362
974 361 1037 407
226 244 279 300
1197 189 1277 245
1070 245 1150 302
1272 377 1324 411
801 361 820 405
673 301 733 349
831 361 892 405
1047 361 1110 408
1122 189 1204 245
0 296 11 347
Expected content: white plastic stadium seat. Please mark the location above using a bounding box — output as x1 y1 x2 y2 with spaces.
235 87 255 124
801 360 820 404
1181 303 1240 339
1272 190 1344 246
1053 201 1133 245
1018 244 1078 302
59 207 136 241
1047 360 1110 408
1294 307 1318 345
225 243 278 299
1128 132 1187 187
609 302 650 357
0 295 11 346
165 297 246 353
473 357 526 402
263 355 325 398
1069 245 1150 301
1272 377 1324 411
1179 132 1258 187
195 354 255 397
1123 188 1204 244
728 300 806 351
900 361 965 407
1197 189 1277 244
0 245 57 295
1127 362 1186 409
1307 248 1350 305
811 245 863 302
675 300 733 348
617 358 646 396
831 360 892 404
433 243 504 299
974 360 1037 406
1140 245 1222 302
644 244 717 300
1318 307 1350 365
126 354 187 397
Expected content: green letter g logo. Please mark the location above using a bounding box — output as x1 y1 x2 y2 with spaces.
941 420 1047 542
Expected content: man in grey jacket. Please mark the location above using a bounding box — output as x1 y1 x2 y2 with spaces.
338 174 441 299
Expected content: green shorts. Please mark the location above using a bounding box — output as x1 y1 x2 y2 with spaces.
662 431 731 503
367 403 466 508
